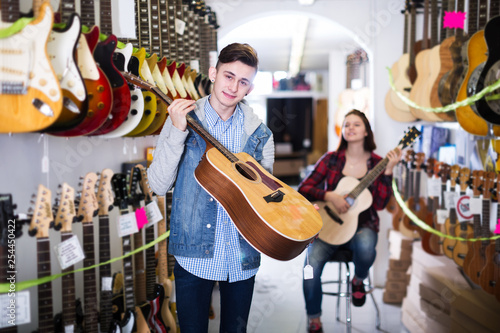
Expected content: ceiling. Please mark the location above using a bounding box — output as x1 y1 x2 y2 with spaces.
217 13 358 73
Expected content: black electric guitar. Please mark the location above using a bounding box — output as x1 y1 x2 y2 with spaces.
315 127 421 245
28 185 55 333
122 71 322 261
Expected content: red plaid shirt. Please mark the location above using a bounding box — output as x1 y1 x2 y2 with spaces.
298 149 393 233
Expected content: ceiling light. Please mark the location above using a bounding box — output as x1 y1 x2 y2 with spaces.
298 0 315 5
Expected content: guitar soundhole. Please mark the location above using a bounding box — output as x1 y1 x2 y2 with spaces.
235 162 258 181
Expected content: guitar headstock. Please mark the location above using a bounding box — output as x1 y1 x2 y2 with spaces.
472 170 485 197
398 126 421 151
438 162 450 184
128 166 145 210
136 164 154 203
28 185 53 238
496 174 500 203
77 172 99 223
415 152 425 171
97 169 115 216
458 167 471 192
111 173 129 211
0 194 23 247
425 157 436 178
54 183 77 233
404 149 415 168
482 171 496 200
448 164 459 187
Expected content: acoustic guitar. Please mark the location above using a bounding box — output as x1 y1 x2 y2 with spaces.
421 158 440 255
391 149 414 233
123 72 322 260
479 173 500 298
0 2 63 133
313 127 421 245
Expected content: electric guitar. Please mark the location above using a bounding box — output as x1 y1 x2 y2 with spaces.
453 170 481 267
137 164 171 332
76 172 99 333
314 127 421 245
28 185 55 332
124 72 322 260
441 165 467 258
478 173 500 298
96 169 115 332
0 1 63 133
53 183 80 333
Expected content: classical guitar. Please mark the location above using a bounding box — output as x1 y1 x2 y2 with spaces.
110 173 137 333
472 15 500 125
409 0 442 122
453 170 482 267
479 174 500 297
442 165 467 258
454 0 500 135
124 72 322 260
96 169 115 333
464 171 495 284
76 172 99 333
53 183 80 333
101 45 145 138
44 11 89 133
28 185 55 332
137 164 171 333
314 127 421 245
0 1 63 133
401 152 428 238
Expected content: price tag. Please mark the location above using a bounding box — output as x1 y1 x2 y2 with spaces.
135 207 148 230
469 197 482 215
117 212 139 237
54 235 85 270
436 209 449 224
102 277 113 291
455 195 473 222
146 200 163 226
495 220 500 234
303 265 314 280
444 191 459 210
427 177 441 198
0 290 30 327
175 18 186 35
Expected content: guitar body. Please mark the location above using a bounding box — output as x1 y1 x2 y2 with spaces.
442 216 458 258
135 306 151 333
195 149 322 260
102 48 145 138
314 177 372 245
160 279 176 332
473 16 500 125
158 56 178 100
401 196 427 237
44 13 88 133
120 309 136 333
167 61 191 99
88 34 131 136
425 44 442 105
390 54 413 114
463 239 488 284
50 27 113 137
0 3 62 133
479 243 500 295
430 36 455 108
145 284 168 333
452 223 474 267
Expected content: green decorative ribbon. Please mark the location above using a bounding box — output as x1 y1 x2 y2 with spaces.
392 179 500 242
0 230 170 293
0 17 36 39
387 67 500 113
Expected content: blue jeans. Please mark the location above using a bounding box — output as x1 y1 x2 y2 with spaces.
303 228 378 318
174 261 255 333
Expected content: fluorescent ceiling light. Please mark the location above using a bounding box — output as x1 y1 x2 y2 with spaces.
298 0 315 5
288 16 309 76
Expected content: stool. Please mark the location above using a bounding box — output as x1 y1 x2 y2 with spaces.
322 248 381 332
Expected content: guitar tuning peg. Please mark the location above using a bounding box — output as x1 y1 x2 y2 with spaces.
58 184 62 188
78 182 83 187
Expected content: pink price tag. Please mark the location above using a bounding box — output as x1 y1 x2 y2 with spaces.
135 207 149 229
495 220 500 235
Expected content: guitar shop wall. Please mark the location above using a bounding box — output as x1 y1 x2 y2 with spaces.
211 0 410 288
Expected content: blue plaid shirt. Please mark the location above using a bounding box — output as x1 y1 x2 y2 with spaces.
175 97 259 282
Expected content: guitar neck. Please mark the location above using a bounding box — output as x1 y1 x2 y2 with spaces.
99 0 113 36
349 157 389 199
165 0 178 61
174 0 187 63
61 232 77 328
80 0 96 27
468 0 479 35
122 232 136 312
478 0 488 28
138 0 151 52
149 0 163 55
37 238 54 333
133 225 147 304
156 195 169 282
144 212 157 296
98 215 113 331
82 222 98 333
430 0 438 47
481 198 491 244
1 0 20 23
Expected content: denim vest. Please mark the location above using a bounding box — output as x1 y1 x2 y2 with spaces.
168 111 273 270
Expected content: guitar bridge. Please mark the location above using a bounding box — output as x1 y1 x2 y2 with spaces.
324 205 343 225
264 190 284 203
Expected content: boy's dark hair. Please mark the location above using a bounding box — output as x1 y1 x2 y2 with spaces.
216 43 259 70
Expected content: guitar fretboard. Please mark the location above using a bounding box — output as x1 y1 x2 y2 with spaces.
61 232 76 329
99 0 113 36
150 0 163 54
37 238 53 333
138 0 151 52
80 0 96 27
83 222 98 333
98 215 113 332
122 233 136 311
